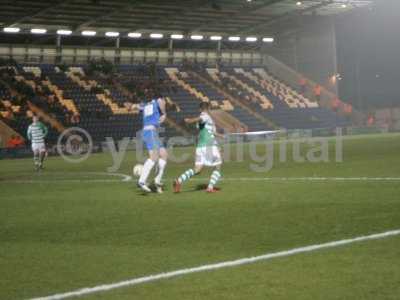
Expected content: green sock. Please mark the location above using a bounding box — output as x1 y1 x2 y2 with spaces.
40 152 45 165
34 153 39 166
178 169 195 184
208 170 221 189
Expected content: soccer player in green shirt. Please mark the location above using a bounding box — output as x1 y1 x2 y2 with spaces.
174 102 223 193
27 115 48 171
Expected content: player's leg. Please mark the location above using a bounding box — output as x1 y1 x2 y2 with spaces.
152 130 167 192
138 150 157 192
154 147 167 193
206 165 222 193
34 150 40 171
38 144 46 169
174 147 204 193
138 130 158 192
32 144 40 171
173 164 203 193
206 146 223 193
178 164 203 184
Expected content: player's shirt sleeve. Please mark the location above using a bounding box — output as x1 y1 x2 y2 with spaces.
157 98 166 114
39 122 48 137
27 126 32 140
199 112 207 124
197 113 207 130
138 103 144 111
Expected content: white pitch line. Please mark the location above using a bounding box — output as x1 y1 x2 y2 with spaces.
89 172 132 182
5 179 124 184
4 176 400 184
175 177 400 182
29 229 400 300
220 177 400 181
1 172 132 184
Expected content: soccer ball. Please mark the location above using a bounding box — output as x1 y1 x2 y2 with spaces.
133 164 144 177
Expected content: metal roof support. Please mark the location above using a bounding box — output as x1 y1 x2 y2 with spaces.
238 0 334 35
4 1 71 27
74 0 142 31
192 0 284 33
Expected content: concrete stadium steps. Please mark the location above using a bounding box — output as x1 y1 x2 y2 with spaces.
201 68 276 130
1 62 351 144
210 110 248 133
0 72 61 143
218 67 347 130
187 70 273 131
0 119 25 148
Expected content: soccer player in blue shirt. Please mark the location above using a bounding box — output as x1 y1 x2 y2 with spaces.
126 89 168 193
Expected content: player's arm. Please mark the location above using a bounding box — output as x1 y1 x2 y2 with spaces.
184 116 201 124
215 132 224 139
124 102 134 111
124 102 142 112
158 98 167 124
40 122 48 137
27 126 32 140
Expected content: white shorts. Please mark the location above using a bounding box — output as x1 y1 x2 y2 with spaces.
195 146 222 167
32 143 46 153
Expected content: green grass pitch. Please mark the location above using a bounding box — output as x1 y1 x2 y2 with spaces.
1 133 400 300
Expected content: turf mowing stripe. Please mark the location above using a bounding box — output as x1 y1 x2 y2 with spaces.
221 177 400 181
29 229 400 300
4 177 400 184
0 172 132 184
5 179 125 183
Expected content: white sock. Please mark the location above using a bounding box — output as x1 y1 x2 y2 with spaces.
34 153 39 166
154 159 167 185
139 159 156 185
207 170 222 189
178 168 195 184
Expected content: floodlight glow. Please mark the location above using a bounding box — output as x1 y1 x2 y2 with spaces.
31 28 47 34
171 34 184 39
105 31 119 37
127 32 142 38
228 36 240 41
57 29 72 35
3 27 20 33
210 35 222 41
246 37 258 42
262 37 274 43
150 33 163 39
341 4 347 8
191 35 204 40
81 30 96 36
296 1 302 6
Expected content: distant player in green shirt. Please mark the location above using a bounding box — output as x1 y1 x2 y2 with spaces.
27 115 48 171
174 102 223 193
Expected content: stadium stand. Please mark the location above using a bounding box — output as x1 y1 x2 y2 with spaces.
0 66 61 143
166 67 273 131
206 66 348 129
0 61 350 145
